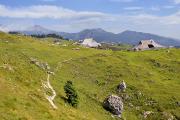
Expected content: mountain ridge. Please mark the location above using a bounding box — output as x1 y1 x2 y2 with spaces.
10 25 180 46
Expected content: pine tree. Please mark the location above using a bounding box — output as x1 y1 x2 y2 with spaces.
64 81 79 107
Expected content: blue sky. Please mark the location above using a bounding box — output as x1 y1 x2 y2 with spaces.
0 0 180 38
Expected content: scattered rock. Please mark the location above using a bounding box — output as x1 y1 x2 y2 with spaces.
47 71 55 75
72 42 79 45
143 111 153 118
176 101 180 107
30 58 51 71
111 115 115 118
128 103 134 107
0 64 14 71
55 42 61 45
103 95 123 117
162 112 174 120
117 80 126 92
135 106 140 111
72 48 80 50
145 100 157 106
43 62 50 70
30 57 38 64
62 44 67 47
62 58 73 63
137 91 142 96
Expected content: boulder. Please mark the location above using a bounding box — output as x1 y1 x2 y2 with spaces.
103 95 123 117
47 71 55 75
43 62 50 70
176 101 180 107
143 111 153 118
117 80 126 92
30 57 38 64
162 112 174 120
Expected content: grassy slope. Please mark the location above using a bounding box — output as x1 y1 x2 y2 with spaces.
0 32 179 120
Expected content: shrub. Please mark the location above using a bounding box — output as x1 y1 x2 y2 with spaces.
64 81 79 107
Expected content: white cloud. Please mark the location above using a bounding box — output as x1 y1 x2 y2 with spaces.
109 0 134 2
40 0 56 2
1 4 179 26
163 5 175 9
126 11 180 25
174 0 180 4
123 6 143 10
0 4 180 38
150 6 160 11
0 4 109 20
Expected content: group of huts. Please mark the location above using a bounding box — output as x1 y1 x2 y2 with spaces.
79 38 165 51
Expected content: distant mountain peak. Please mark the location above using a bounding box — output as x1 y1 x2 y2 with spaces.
34 25 42 28
121 30 141 34
81 28 107 33
20 25 56 35
28 25 49 32
92 28 106 32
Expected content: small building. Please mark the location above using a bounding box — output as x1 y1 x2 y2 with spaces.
133 39 165 51
81 38 101 48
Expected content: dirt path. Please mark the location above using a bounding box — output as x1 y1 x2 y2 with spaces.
42 73 57 109
30 57 73 109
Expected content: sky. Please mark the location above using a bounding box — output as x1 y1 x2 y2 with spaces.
0 0 180 39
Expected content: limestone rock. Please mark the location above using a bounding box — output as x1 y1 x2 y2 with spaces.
103 95 123 117
30 58 51 71
176 101 180 107
162 112 174 120
0 64 14 71
143 111 153 118
72 48 80 50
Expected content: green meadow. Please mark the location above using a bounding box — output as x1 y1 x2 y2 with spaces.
0 32 179 120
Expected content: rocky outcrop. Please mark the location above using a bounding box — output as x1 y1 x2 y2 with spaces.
103 95 123 117
143 111 153 118
0 63 14 71
30 57 50 71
